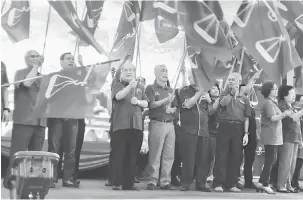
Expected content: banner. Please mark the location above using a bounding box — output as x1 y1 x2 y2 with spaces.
1 0 30 43
48 0 106 55
180 1 232 62
232 0 302 85
154 0 179 43
33 63 110 119
109 0 140 60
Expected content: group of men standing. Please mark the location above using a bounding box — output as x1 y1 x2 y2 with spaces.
2 50 87 189
107 59 262 192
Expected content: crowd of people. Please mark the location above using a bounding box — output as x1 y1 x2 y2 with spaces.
1 50 303 195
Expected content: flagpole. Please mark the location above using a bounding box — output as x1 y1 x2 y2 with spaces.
1 59 121 87
238 48 245 74
42 5 51 57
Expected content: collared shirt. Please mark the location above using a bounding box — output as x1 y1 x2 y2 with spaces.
145 81 177 122
219 94 251 122
111 81 146 132
176 85 209 137
279 100 302 144
1 62 9 114
208 98 220 136
13 68 47 127
260 98 283 145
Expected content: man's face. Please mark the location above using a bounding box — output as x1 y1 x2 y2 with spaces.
60 53 75 69
228 73 241 88
25 50 41 67
155 65 168 82
210 86 220 97
121 63 134 82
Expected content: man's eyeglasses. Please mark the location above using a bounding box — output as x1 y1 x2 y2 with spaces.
28 55 40 58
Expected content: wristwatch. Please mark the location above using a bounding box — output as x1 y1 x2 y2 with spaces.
3 108 10 113
245 132 249 135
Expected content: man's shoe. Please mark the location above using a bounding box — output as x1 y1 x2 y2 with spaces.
62 180 79 188
214 186 224 192
146 183 156 190
160 184 175 190
105 180 113 187
229 187 241 192
112 185 122 190
180 186 189 191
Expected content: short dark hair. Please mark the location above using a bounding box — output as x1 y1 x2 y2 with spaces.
278 85 294 101
208 84 220 95
60 52 72 61
261 81 274 98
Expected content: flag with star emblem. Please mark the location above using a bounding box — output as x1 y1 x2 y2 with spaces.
1 0 30 43
33 63 110 119
232 0 302 85
48 0 106 54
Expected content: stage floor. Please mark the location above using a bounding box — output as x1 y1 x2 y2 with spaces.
1 179 303 199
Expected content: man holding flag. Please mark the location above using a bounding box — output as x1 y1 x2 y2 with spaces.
3 50 46 189
47 52 80 188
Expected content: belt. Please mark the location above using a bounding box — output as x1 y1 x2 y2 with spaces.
219 119 242 124
151 119 173 123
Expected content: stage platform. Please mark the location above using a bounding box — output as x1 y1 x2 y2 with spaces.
1 179 303 199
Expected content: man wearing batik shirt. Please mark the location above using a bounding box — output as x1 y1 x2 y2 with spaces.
1 61 10 121
176 69 212 192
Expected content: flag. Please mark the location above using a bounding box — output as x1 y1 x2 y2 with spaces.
33 63 110 119
84 0 104 34
294 35 303 94
180 1 232 62
76 0 104 46
109 0 140 60
204 0 224 21
48 0 106 55
140 0 156 21
154 0 179 43
186 36 231 92
1 0 30 43
232 0 302 85
277 0 303 33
